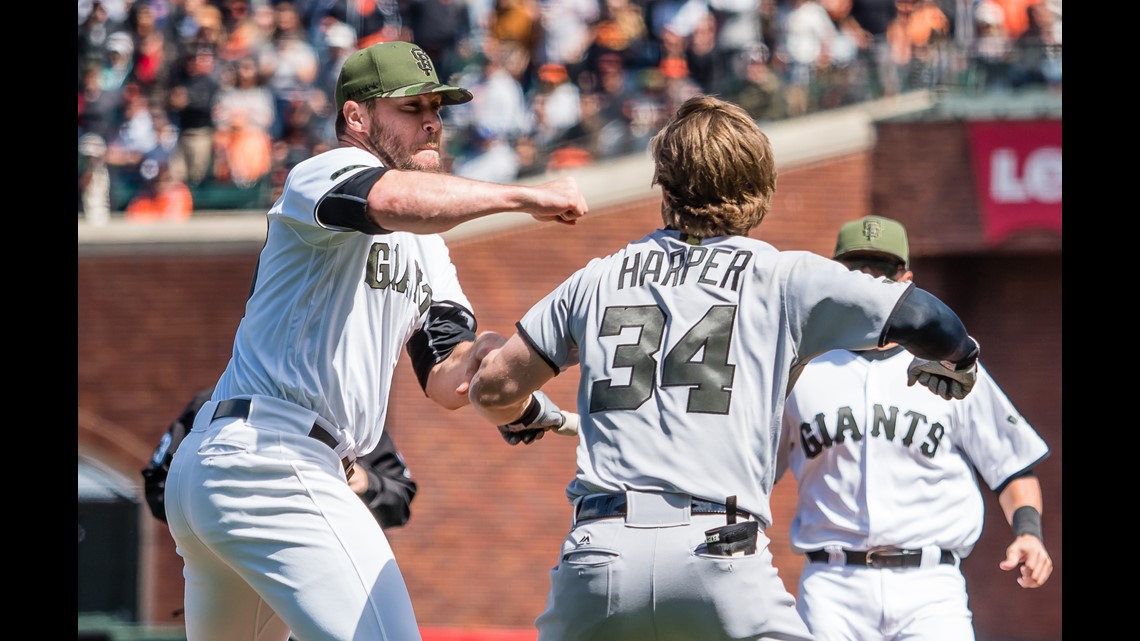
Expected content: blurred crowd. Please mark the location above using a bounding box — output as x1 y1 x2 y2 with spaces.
78 0 1062 222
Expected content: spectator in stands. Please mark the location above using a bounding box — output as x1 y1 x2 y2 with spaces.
587 0 652 71
888 0 951 90
1009 0 1059 88
451 42 534 141
685 12 726 95
79 133 112 226
709 0 767 82
102 31 136 91
79 63 123 143
167 47 221 186
972 0 1013 89
262 1 320 140
125 158 193 222
316 21 357 107
725 43 787 122
451 125 521 183
106 84 159 177
79 1 118 74
489 0 543 68
778 0 840 116
128 1 178 104
540 0 601 75
405 0 473 84
847 0 899 99
529 63 582 148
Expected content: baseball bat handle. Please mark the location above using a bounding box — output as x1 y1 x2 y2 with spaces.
553 410 580 437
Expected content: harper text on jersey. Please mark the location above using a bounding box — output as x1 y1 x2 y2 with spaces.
618 247 753 291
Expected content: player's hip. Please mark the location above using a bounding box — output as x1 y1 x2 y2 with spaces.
540 518 809 641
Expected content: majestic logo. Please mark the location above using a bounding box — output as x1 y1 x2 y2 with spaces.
577 535 591 545
411 48 433 76
861 219 884 241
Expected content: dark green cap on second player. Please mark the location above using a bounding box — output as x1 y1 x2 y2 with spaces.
833 215 910 269
334 41 473 112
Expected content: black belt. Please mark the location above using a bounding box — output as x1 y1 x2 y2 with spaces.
212 399 354 479
575 493 755 524
806 548 956 569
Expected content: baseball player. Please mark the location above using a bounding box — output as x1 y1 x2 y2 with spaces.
777 215 1053 641
162 41 587 641
142 386 419 529
467 95 984 641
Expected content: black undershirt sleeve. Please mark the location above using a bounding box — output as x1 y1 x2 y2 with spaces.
406 303 478 392
883 287 977 364
315 167 391 234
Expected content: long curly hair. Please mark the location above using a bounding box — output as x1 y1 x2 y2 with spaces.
650 95 777 238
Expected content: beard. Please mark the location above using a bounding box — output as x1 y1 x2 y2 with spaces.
367 119 442 173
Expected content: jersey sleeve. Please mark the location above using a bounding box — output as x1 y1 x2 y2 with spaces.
783 252 912 360
268 148 381 230
952 363 1050 491
516 265 590 373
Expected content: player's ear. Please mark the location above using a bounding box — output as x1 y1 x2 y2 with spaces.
896 269 914 284
343 100 368 133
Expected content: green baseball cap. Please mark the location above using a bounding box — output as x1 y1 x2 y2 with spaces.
334 41 473 112
833 215 910 269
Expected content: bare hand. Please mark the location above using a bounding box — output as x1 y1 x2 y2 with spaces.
998 535 1053 588
455 331 507 395
529 177 588 225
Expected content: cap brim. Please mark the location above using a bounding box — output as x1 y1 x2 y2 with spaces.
380 82 473 106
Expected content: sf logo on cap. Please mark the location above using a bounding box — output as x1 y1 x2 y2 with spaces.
862 219 884 241
411 48 433 76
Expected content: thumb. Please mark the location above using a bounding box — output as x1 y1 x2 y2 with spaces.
999 547 1024 571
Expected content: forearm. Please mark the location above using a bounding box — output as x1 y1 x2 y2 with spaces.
468 334 555 425
423 331 508 410
999 475 1044 528
368 171 565 234
424 340 477 410
468 355 535 425
885 287 978 366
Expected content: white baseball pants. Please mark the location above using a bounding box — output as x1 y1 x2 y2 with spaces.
165 396 422 641
797 559 974 641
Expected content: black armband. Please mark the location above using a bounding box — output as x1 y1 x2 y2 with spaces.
316 166 391 233
407 303 478 391
1011 506 1043 540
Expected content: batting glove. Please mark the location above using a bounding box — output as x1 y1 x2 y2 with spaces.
906 336 980 400
498 390 567 446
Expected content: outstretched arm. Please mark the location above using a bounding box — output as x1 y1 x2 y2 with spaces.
997 474 1052 588
367 172 589 233
885 287 981 400
468 333 572 444
424 331 508 410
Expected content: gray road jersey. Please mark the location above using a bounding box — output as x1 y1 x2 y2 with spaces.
517 229 911 526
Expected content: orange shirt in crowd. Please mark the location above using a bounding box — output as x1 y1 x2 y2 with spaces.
125 181 193 222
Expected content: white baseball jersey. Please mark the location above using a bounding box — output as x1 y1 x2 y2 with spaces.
213 145 472 457
779 346 1050 557
517 229 913 525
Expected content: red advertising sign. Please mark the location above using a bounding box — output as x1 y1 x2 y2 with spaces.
967 121 1062 245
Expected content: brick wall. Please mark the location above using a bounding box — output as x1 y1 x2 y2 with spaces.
78 122 1061 639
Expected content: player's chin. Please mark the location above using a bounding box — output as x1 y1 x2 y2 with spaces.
409 149 442 172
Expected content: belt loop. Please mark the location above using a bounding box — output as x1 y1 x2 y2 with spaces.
919 545 942 568
825 545 845 565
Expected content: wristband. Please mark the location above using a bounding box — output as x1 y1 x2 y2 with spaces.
1011 505 1043 540
507 394 542 428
